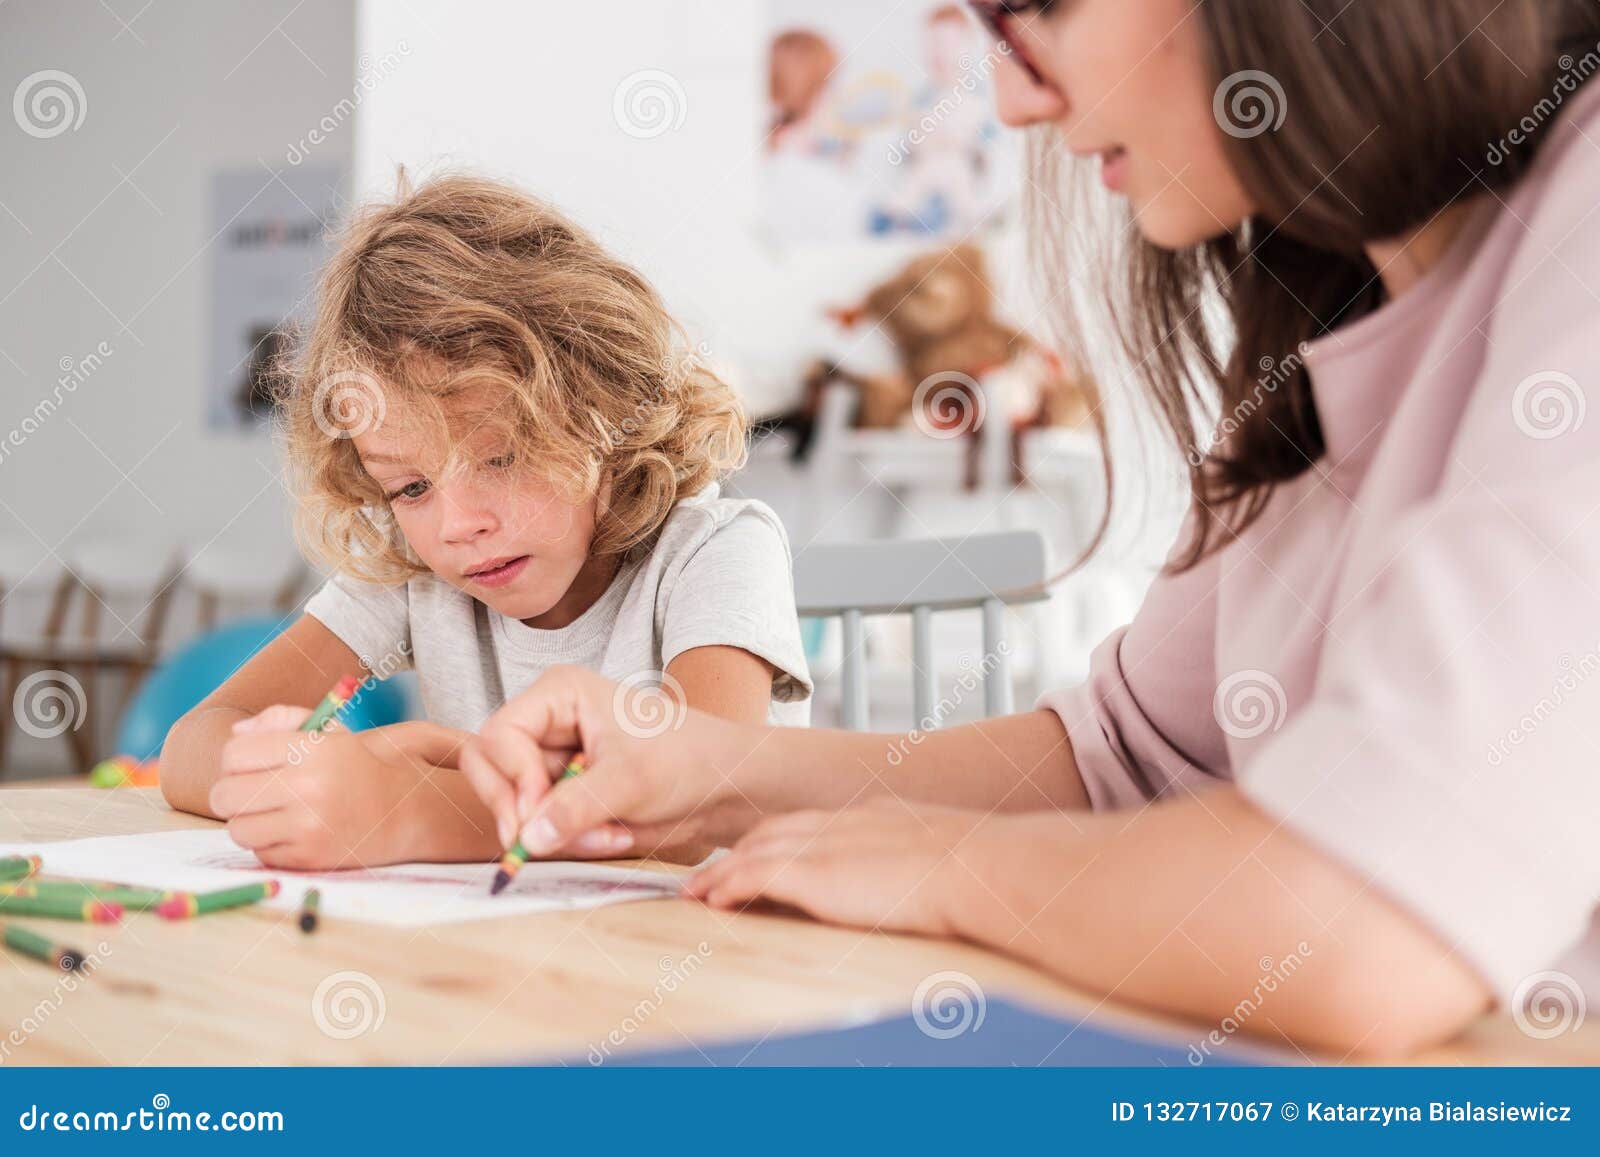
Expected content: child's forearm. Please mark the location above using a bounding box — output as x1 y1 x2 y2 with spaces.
948 789 1490 1058
160 706 251 819
385 761 502 862
705 707 1090 821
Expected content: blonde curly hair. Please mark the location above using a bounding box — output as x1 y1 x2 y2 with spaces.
279 173 747 584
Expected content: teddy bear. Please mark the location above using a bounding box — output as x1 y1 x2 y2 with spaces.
757 244 1094 486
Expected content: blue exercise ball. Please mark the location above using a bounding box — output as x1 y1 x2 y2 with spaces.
116 614 411 761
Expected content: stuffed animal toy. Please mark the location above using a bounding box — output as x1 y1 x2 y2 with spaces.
757 245 1094 485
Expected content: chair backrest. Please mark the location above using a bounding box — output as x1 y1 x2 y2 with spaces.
0 536 69 648
62 537 180 655
793 530 1050 730
184 545 308 633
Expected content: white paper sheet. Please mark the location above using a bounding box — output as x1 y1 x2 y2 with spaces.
0 829 682 926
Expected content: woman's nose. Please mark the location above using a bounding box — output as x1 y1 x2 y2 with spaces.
990 38 1069 127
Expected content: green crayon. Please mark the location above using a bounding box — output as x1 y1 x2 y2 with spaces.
301 675 361 733
298 888 321 933
0 893 121 922
16 879 182 912
489 754 587 896
158 880 281 919
2 921 84 971
0 855 42 883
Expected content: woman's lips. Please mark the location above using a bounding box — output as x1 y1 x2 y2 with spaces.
465 555 529 588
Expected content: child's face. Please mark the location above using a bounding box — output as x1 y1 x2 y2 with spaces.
353 410 601 622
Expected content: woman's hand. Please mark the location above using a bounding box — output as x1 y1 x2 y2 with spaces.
210 717 433 869
684 800 997 937
459 665 757 860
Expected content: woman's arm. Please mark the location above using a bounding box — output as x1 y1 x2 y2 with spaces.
979 790 1492 1057
161 615 366 817
460 665 1090 857
688 788 1491 1058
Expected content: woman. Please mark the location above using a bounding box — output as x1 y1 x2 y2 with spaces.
461 0 1600 1057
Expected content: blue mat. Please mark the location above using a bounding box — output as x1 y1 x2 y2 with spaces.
610 997 1283 1067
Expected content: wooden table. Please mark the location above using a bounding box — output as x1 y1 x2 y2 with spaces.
0 788 1593 1066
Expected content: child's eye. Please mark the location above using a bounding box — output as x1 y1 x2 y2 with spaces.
386 479 431 503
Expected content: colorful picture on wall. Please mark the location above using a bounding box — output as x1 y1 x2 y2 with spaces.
762 0 1017 243
205 164 343 430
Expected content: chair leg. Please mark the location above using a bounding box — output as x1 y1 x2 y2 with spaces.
64 660 97 772
0 657 17 779
109 657 150 735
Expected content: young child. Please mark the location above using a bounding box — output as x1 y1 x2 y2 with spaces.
162 175 812 869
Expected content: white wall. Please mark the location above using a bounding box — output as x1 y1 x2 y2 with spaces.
352 0 1041 417
0 0 357 771
0 0 356 569
351 0 1185 554
0 1 1182 761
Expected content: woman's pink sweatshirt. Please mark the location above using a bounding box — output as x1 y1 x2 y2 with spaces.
1043 79 1600 1006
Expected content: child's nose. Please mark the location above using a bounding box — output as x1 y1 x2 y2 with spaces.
438 488 500 542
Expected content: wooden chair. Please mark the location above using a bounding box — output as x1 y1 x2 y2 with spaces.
184 546 308 635
0 537 75 769
0 537 179 775
792 529 1050 730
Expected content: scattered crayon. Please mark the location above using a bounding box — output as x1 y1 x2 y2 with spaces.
157 880 280 920
298 888 320 934
9 879 186 912
0 893 121 922
300 675 361 733
76 881 186 912
88 755 160 789
2 921 84 971
0 855 42 883
489 754 587 896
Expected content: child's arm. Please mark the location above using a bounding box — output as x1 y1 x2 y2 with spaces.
209 721 499 869
665 644 777 724
162 615 499 867
161 615 365 818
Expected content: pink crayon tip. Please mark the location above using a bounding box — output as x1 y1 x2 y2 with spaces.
156 894 198 921
332 675 360 701
263 880 282 899
87 900 123 924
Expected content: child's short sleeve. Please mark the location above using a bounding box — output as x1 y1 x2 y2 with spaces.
303 573 414 676
660 508 813 705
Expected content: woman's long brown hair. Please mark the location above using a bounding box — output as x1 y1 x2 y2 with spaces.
1030 0 1600 572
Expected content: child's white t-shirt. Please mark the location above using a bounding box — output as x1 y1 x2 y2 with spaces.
304 489 813 731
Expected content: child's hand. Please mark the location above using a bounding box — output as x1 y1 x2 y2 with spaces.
460 665 746 861
230 703 318 734
210 721 422 870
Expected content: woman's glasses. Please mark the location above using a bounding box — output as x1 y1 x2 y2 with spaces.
967 1 1054 87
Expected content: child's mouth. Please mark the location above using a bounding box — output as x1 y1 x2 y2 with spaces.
464 555 530 588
